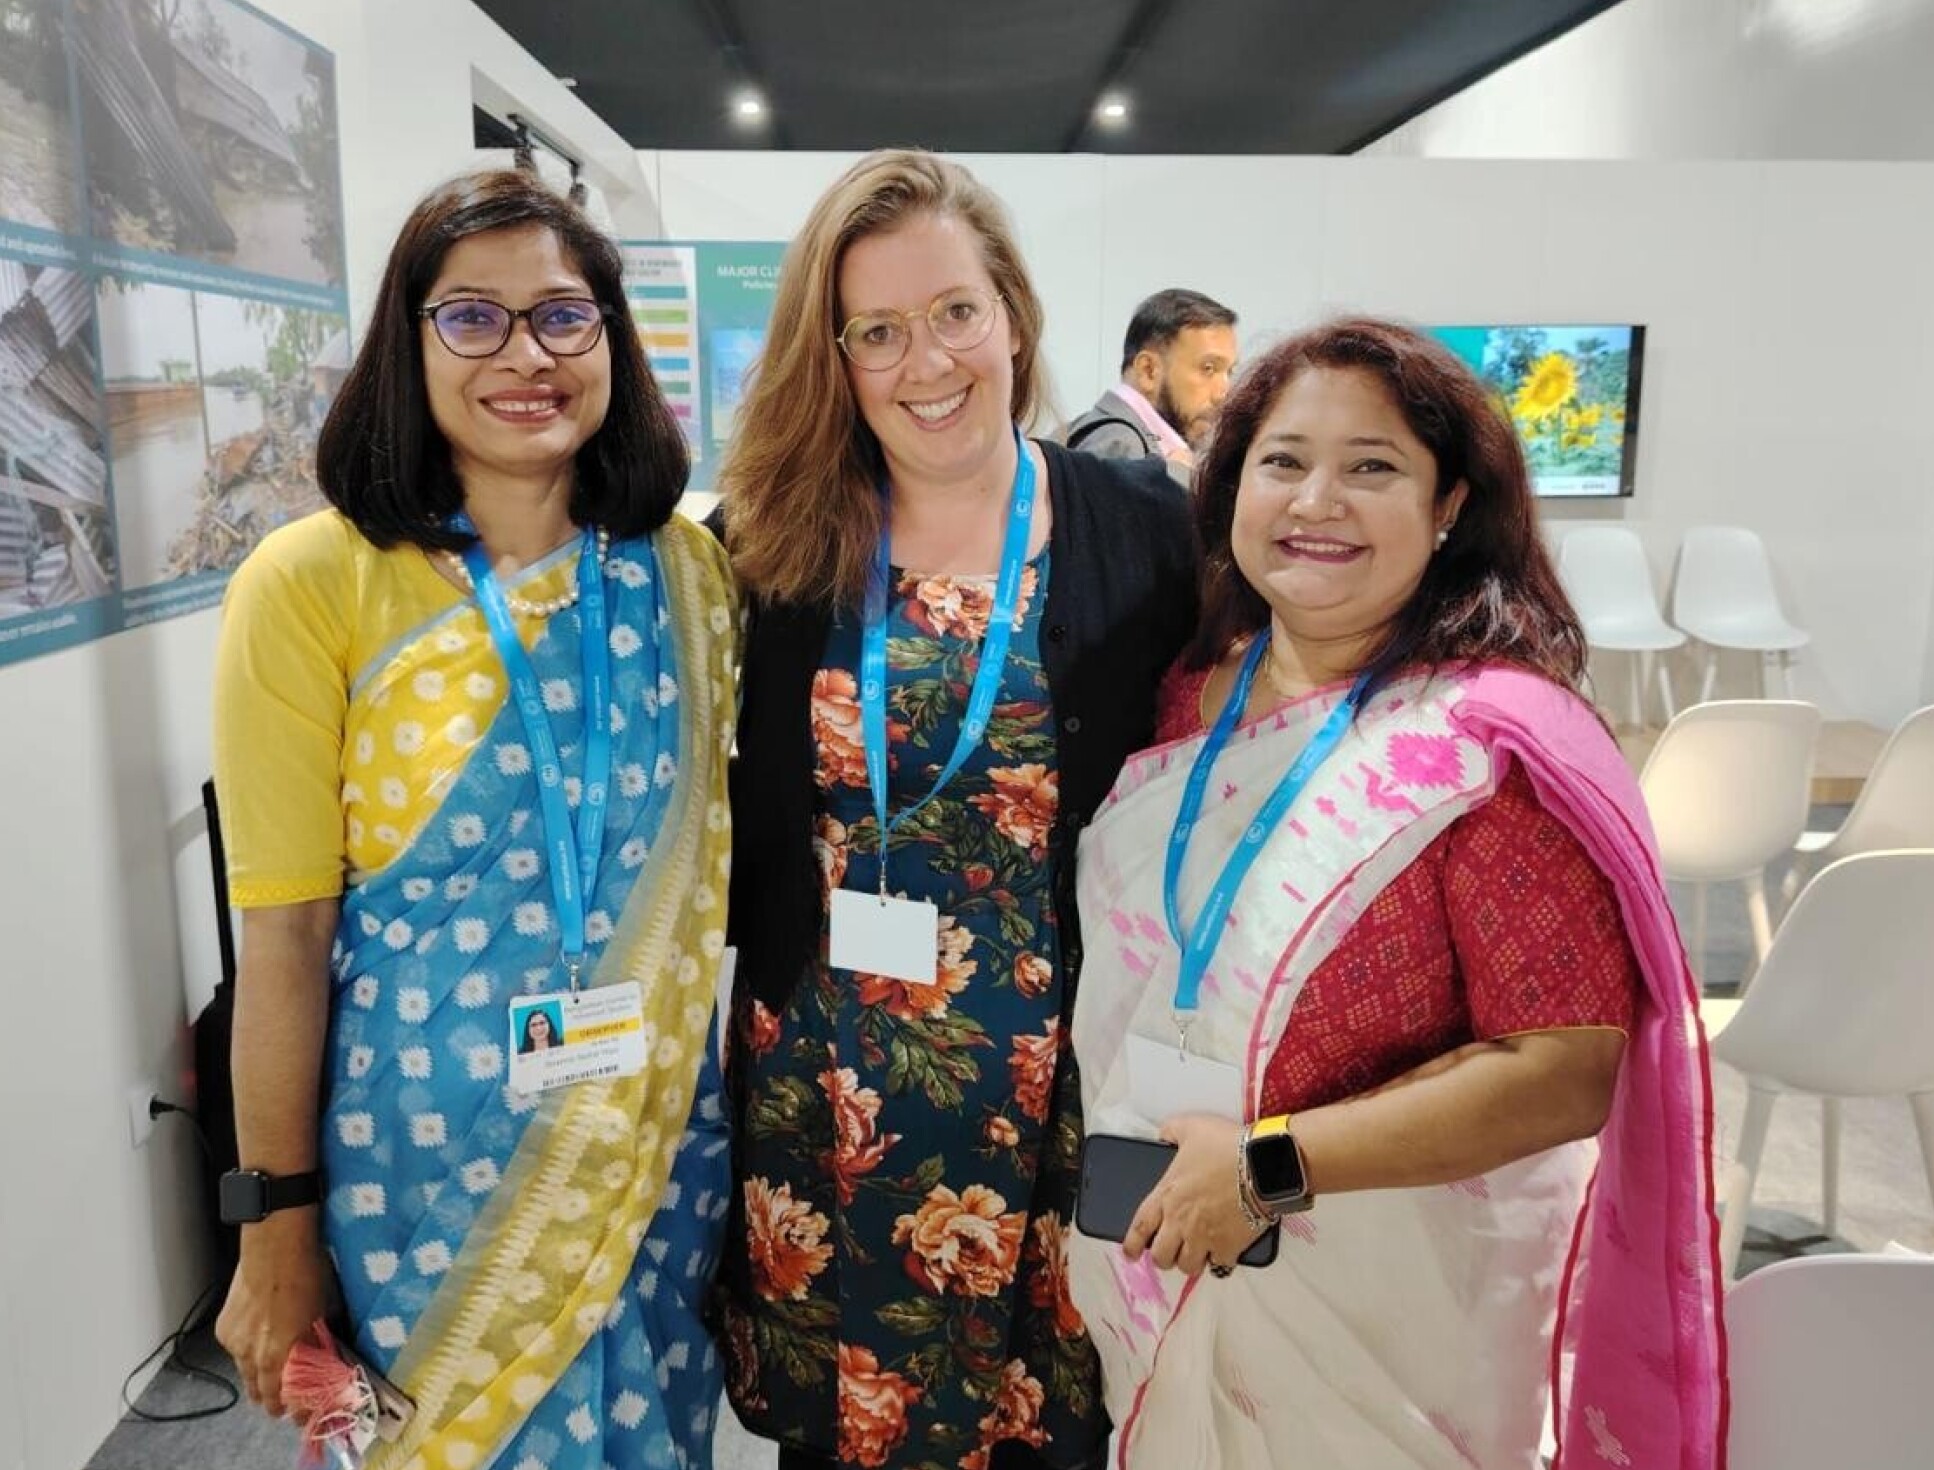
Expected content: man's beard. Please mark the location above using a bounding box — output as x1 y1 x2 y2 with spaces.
1152 383 1208 449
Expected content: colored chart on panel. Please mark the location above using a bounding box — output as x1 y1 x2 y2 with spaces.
621 244 701 454
619 240 785 491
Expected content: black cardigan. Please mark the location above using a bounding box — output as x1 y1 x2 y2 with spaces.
724 439 1198 1015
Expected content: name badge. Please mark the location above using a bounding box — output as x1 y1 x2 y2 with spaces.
1125 1030 1244 1125
829 888 938 983
507 983 649 1096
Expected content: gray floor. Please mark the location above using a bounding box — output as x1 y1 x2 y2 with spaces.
87 806 1931 1469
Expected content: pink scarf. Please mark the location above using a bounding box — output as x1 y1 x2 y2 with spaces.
1453 668 1727 1469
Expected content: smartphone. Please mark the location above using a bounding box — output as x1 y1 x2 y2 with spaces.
1075 1132 1278 1268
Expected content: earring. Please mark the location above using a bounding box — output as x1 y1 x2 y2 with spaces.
1435 526 1451 549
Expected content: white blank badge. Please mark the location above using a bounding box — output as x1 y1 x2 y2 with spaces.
829 889 938 983
1125 1031 1244 1125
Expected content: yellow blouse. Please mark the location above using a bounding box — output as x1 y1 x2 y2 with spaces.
212 510 583 908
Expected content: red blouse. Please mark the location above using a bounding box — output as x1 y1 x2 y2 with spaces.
1155 662 1640 1115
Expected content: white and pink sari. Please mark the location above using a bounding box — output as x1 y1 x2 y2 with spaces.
1068 666 1725 1470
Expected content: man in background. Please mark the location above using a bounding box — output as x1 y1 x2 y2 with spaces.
1066 288 1238 474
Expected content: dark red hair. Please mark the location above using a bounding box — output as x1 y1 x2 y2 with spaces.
1188 316 1586 693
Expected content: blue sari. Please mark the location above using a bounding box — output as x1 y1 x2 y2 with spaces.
318 518 737 1470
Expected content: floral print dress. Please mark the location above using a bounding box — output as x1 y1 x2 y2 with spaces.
722 551 1103 1470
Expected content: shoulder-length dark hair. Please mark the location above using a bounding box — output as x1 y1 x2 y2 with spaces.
1189 316 1586 691
318 169 688 551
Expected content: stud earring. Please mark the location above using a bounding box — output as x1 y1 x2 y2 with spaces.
1435 526 1451 549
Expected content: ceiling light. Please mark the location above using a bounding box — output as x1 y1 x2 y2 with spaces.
734 90 767 120
559 76 578 89
1097 95 1129 124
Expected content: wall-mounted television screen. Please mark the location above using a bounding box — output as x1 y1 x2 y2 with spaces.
1429 324 1646 498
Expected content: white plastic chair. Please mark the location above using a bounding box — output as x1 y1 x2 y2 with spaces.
1670 526 1809 701
1782 705 1934 906
1558 526 1684 727
1725 1254 1934 1470
1639 700 1820 979
1709 850 1934 1264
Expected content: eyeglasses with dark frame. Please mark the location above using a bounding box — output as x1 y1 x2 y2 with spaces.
834 286 1004 372
417 296 615 358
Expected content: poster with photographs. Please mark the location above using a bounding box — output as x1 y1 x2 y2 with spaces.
0 0 344 667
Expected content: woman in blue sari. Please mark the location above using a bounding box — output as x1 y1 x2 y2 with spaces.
212 169 737 1470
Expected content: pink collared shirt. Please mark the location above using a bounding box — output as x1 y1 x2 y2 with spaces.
1112 381 1192 458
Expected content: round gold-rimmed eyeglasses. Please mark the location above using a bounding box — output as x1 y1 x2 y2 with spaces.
834 286 1003 372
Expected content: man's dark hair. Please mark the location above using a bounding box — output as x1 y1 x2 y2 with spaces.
317 169 688 552
1119 288 1237 373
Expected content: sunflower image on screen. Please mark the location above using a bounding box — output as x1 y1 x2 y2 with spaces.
1430 324 1645 498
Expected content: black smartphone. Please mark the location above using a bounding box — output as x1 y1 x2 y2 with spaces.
1075 1132 1278 1268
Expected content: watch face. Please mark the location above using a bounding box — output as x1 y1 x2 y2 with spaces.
1247 1132 1307 1203
219 1170 269 1225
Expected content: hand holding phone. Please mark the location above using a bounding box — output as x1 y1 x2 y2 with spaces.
1076 1132 1278 1269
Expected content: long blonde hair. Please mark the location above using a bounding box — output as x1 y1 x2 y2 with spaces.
718 150 1049 607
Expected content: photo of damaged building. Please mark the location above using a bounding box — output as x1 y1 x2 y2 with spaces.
0 261 114 618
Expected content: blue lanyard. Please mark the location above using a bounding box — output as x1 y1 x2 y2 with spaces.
1164 633 1372 1027
859 427 1037 895
459 522 620 990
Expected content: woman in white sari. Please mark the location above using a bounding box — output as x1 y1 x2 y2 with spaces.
1067 319 1723 1470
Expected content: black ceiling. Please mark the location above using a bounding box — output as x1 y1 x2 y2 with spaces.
473 0 1624 155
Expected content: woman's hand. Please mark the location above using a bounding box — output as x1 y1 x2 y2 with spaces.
1120 1113 1269 1277
215 1209 331 1418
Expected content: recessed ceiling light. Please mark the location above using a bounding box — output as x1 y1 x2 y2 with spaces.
734 90 767 120
1097 95 1129 124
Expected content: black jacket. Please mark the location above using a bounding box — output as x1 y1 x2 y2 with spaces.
724 438 1198 1016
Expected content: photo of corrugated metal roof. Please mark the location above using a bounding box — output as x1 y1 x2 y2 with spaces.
0 261 114 617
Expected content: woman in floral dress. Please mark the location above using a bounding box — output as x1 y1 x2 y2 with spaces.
711 150 1196 1470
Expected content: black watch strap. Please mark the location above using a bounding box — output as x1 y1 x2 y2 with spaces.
219 1168 322 1224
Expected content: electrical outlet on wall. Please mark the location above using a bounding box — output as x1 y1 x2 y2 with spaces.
127 1083 158 1149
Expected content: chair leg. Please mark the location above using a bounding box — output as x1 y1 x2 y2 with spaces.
1909 1093 1934 1216
1627 654 1644 731
1822 1096 1843 1238
1699 646 1718 704
1716 1159 1752 1286
1778 650 1797 699
1743 869 1774 976
1737 1085 1777 1195
1656 659 1677 723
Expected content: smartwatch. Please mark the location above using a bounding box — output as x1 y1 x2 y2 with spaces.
1242 1115 1314 1215
218 1168 322 1225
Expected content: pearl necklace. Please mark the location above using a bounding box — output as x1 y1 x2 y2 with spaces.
442 525 611 618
